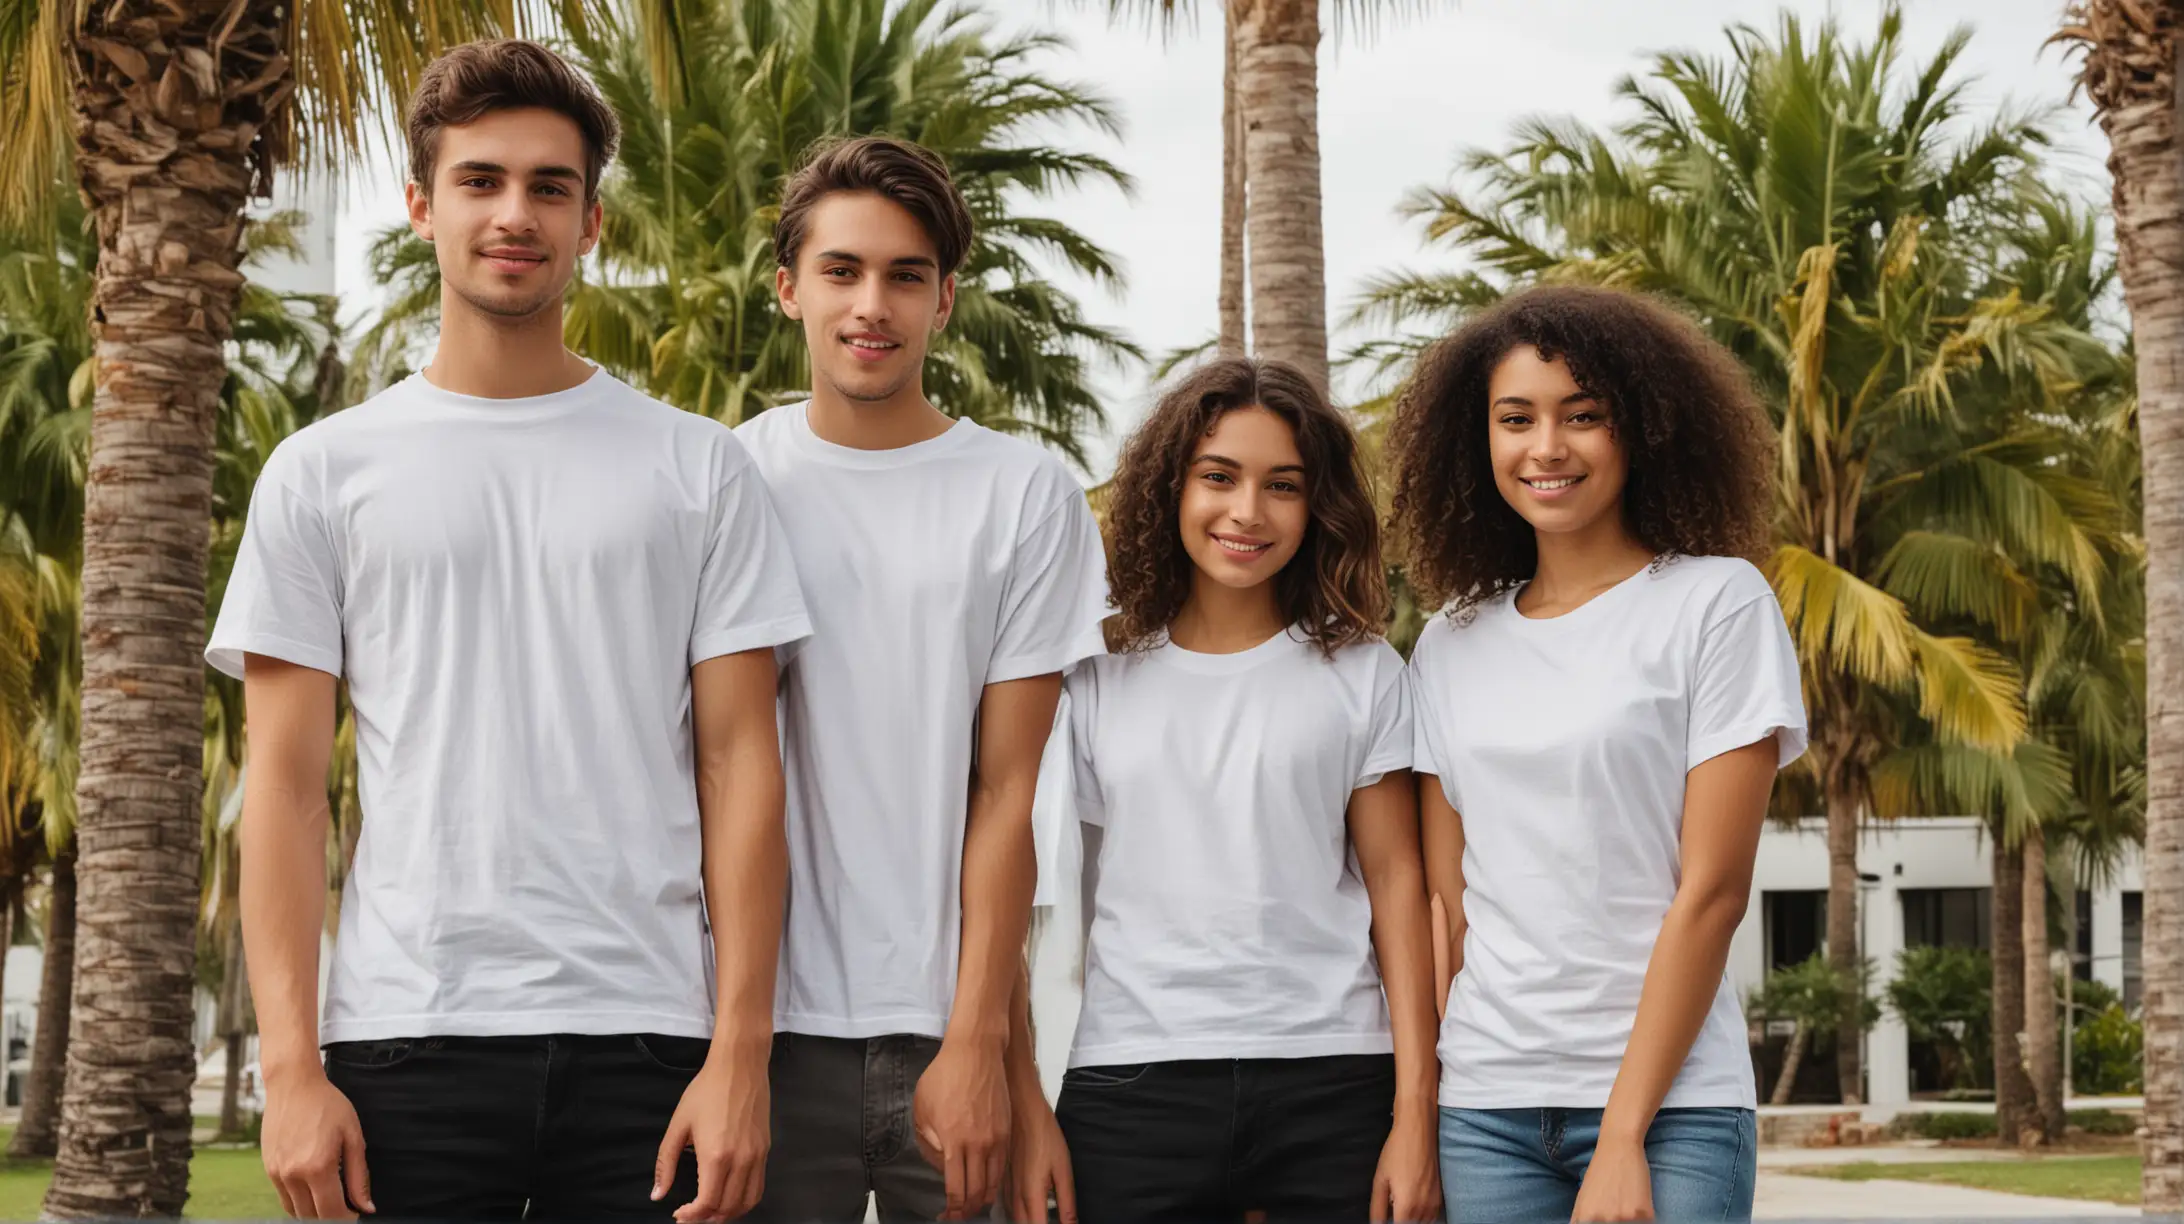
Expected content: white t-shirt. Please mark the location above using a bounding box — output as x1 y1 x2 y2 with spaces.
734 402 1110 1039
1409 554 1806 1110
1061 630 1411 1067
207 370 813 1045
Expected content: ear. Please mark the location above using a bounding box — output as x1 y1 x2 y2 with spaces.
578 196 603 258
932 272 956 333
776 264 802 321
405 180 433 243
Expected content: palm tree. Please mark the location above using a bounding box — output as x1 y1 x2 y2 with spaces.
2055 2 2183 1207
0 0 566 1210
1082 0 1427 381
1350 9 2114 1104
361 0 1140 467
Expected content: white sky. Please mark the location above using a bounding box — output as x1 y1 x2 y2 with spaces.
326 0 2107 480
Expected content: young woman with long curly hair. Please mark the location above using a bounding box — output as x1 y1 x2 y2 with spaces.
1013 356 1441 1224
1390 285 1807 1224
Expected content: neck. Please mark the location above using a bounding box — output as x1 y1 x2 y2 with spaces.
1167 573 1287 654
423 286 589 399
1527 513 1655 605
806 367 953 450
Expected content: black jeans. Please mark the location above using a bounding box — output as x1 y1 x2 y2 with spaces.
746 1033 948 1224
1054 1054 1396 1224
324 1032 709 1220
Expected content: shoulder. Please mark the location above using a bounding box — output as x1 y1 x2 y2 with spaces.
960 424 1087 514
1646 554 1779 625
1406 592 1515 670
1327 634 1404 679
730 400 802 468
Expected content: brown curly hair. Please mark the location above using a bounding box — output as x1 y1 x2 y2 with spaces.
1388 284 1776 617
1105 357 1390 657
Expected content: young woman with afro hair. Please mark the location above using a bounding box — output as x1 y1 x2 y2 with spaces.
1390 285 1808 1224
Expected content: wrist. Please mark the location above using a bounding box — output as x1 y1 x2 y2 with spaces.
1598 1114 1651 1150
260 1051 329 1092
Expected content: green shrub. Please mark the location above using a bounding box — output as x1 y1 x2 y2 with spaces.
2067 1108 2139 1136
1887 946 1992 1092
2073 1004 2143 1096
1894 1111 1998 1141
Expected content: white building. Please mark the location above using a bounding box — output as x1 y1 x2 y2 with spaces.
1734 815 2143 1108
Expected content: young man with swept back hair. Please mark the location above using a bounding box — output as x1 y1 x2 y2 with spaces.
736 134 1109 1223
215 39 810 1222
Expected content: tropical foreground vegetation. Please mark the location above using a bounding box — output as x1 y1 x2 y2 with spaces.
0 0 2179 1214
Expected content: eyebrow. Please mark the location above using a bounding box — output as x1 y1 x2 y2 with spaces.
449 160 584 182
815 250 939 269
1491 391 1599 409
1193 453 1305 474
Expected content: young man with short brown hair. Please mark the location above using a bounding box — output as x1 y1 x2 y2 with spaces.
217 39 808 1222
736 135 1108 1223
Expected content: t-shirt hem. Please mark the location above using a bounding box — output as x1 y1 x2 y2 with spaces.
320 1010 714 1044
693 612 815 665
1438 1080 1758 1111
1688 715 1808 773
775 1011 949 1041
1069 1031 1393 1067
206 632 342 682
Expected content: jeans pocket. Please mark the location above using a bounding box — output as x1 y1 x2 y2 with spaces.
1063 1062 1154 1089
322 1038 424 1071
634 1033 713 1073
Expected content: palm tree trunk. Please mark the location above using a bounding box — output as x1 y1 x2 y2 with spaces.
50 1 284 1214
1232 0 1328 391
1217 9 1246 357
1771 1021 1808 1106
2072 1 2184 1206
1993 834 2034 1145
216 921 249 1139
2023 825 2066 1142
1823 760 1863 1105
12 844 76 1160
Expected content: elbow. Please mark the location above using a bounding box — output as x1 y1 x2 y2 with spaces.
1679 878 1752 938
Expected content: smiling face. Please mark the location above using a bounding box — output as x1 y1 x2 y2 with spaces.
776 191 956 406
1178 406 1311 591
406 106 600 321
1487 344 1629 539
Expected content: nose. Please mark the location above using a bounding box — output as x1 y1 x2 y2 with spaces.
1229 483 1266 527
853 274 890 326
492 185 540 237
1530 418 1569 464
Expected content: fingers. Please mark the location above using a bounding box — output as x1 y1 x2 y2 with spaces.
303 1162 357 1221
719 1150 763 1221
944 1145 970 1220
340 1123 375 1215
1370 1172 1391 1224
917 1122 945 1174
654 1117 689 1203
1052 1152 1078 1224
977 1143 1005 1217
677 1151 729 1224
265 1154 297 1220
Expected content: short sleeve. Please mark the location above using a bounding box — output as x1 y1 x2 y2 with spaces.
1030 684 1082 909
1687 591 1808 772
1356 644 1413 790
1063 664 1105 828
206 468 344 680
1405 626 1454 782
986 492 1111 684
691 455 813 666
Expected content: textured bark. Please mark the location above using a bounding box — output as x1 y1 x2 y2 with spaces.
1822 747 1863 1105
1217 10 1246 357
13 845 77 1160
1770 1021 1808 1106
1233 0 1327 391
2068 1 2184 1206
1993 836 2034 1146
53 0 290 1214
2024 826 2066 1142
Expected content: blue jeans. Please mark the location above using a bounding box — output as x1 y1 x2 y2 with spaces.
1439 1106 1756 1224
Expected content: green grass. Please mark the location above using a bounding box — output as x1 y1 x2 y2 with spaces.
1789 1155 2143 1205
0 1125 284 1220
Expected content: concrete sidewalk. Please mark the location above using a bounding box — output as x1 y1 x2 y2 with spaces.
1757 1169 2139 1218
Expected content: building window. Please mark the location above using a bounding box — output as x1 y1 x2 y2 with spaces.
2074 890 2094 981
2124 891 2143 1013
1763 890 1826 970
1901 888 1991 950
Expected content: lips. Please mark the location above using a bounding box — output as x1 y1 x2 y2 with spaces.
842 333 901 364
1212 533 1274 559
1520 473 1585 500
478 248 547 275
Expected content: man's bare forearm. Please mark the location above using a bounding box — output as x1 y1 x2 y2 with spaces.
239 658 338 1088
697 738 787 1063
1004 956 1044 1104
947 779 1038 1050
